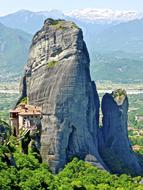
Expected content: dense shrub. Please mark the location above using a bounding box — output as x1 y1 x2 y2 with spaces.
0 141 143 190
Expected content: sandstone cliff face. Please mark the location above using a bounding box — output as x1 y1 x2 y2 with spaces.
99 90 142 176
25 19 103 172
18 19 143 175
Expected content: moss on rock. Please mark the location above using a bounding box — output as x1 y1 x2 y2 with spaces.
47 60 59 68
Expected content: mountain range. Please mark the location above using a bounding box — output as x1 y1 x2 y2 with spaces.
0 9 143 83
0 22 32 82
0 9 142 34
66 8 142 23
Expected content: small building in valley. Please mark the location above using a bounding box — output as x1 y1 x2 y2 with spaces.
10 104 42 136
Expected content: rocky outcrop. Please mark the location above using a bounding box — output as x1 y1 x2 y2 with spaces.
98 89 142 176
18 19 143 175
24 19 104 172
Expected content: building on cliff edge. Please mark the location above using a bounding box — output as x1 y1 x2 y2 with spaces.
10 104 42 136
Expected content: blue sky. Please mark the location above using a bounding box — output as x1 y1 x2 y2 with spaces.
0 0 143 15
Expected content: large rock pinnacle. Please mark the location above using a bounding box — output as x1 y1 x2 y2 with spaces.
99 89 142 176
25 19 103 172
17 19 143 175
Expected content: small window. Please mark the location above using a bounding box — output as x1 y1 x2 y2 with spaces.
11 113 18 118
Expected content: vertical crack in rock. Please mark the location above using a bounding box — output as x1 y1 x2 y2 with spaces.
99 89 143 176
23 19 104 172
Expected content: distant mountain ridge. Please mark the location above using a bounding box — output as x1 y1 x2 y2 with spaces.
89 18 143 83
66 8 143 23
0 9 143 34
0 10 46 34
0 9 69 34
95 18 143 53
0 22 32 82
